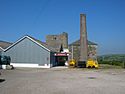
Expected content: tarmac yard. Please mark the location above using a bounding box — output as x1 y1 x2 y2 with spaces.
0 67 125 94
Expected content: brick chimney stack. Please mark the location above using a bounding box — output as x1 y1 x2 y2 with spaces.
79 14 88 63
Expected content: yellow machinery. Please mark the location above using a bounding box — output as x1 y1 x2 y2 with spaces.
86 58 99 68
69 58 99 68
69 59 76 67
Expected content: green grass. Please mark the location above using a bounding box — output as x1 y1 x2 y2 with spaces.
99 64 123 69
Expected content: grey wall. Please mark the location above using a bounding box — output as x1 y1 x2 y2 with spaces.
46 32 68 52
0 51 1 55
3 38 51 65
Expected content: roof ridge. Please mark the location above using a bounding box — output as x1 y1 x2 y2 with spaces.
4 35 53 52
69 39 97 45
0 40 13 44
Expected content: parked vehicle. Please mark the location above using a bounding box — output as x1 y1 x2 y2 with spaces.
69 59 76 67
0 55 11 65
0 55 14 70
86 58 99 68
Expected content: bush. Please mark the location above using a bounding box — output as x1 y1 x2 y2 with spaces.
98 60 123 67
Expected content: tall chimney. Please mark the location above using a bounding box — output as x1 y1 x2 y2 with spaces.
79 14 88 62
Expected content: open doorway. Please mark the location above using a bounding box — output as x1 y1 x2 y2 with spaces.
55 53 69 66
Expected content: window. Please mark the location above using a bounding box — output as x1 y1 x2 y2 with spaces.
53 37 57 40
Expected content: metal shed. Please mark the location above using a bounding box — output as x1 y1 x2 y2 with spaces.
3 35 56 68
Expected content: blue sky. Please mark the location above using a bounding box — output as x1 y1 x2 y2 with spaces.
0 0 125 55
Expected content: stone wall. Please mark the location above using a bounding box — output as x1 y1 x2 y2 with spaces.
46 32 68 52
69 40 97 62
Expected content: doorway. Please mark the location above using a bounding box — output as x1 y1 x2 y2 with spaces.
55 56 68 66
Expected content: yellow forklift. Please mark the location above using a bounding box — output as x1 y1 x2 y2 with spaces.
69 58 98 68
86 58 99 68
68 54 99 68
69 59 76 67
86 54 99 68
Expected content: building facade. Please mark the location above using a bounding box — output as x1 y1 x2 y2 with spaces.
3 35 56 68
46 32 68 52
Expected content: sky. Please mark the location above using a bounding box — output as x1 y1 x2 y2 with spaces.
0 0 125 55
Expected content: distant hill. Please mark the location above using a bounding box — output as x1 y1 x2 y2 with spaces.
100 54 125 57
98 54 125 61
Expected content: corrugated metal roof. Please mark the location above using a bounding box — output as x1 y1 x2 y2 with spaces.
4 35 56 52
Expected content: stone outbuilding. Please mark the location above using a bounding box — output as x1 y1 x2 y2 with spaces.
69 39 98 62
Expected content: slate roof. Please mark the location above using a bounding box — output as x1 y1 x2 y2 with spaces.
0 47 4 51
69 39 97 46
27 35 57 52
0 40 13 49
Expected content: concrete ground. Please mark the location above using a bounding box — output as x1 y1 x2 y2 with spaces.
0 67 125 94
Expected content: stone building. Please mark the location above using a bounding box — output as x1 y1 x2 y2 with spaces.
46 32 68 52
69 39 97 62
46 32 69 66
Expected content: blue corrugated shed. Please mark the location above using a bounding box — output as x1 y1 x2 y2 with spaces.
3 35 56 68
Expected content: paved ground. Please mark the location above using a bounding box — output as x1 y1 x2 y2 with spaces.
1 67 125 94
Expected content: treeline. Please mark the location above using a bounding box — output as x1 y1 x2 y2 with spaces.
97 54 125 67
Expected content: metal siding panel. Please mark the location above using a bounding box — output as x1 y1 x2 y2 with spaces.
3 38 50 65
0 51 2 55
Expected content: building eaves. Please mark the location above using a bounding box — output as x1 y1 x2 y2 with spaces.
0 47 4 51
